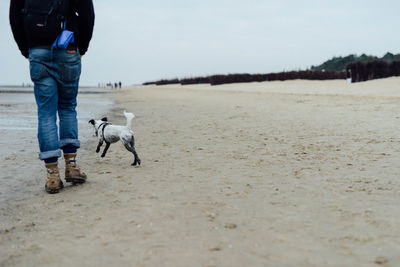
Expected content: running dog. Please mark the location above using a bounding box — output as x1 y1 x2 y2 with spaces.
89 111 141 166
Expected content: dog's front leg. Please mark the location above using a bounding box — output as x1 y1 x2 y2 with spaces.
101 142 111 158
96 140 103 153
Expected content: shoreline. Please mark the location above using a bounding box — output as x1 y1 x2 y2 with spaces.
0 86 115 94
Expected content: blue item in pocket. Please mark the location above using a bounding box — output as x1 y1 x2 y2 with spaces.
53 29 74 49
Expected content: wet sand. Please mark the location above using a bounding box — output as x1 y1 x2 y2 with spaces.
0 88 114 203
1 78 400 266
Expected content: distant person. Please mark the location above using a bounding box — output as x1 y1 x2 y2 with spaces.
119 81 122 88
10 0 95 194
114 82 118 89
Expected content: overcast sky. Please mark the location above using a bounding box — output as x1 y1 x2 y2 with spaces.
1 0 400 86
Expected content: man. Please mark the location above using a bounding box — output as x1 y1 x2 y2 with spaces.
10 0 95 193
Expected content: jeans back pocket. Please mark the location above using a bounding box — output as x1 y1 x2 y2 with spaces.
61 60 81 83
29 60 48 81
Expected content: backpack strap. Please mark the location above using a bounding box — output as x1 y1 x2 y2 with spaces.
44 0 60 26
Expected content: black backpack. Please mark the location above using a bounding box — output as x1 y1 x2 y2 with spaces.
22 0 70 42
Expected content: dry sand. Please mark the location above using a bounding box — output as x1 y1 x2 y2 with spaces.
1 78 400 266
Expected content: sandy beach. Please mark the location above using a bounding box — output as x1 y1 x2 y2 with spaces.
1 78 400 266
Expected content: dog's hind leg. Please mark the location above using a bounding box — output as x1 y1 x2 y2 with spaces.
130 137 141 166
101 142 111 158
123 141 141 166
131 150 141 166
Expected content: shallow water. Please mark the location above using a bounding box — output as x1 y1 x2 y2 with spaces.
0 87 114 203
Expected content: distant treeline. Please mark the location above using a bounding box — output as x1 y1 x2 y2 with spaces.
143 52 400 86
143 70 346 86
312 52 400 71
346 60 400 83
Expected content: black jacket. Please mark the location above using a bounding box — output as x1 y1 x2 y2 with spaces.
9 0 95 58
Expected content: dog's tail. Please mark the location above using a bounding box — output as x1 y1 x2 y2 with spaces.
124 110 135 129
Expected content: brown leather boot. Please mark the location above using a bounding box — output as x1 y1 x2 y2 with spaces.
64 153 87 184
45 162 64 194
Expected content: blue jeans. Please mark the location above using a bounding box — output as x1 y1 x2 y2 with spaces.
29 48 81 161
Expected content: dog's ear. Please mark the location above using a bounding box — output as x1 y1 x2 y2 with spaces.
101 117 108 122
89 119 95 125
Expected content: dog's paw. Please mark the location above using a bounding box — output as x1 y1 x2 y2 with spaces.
96 148 100 153
101 154 106 158
131 159 141 166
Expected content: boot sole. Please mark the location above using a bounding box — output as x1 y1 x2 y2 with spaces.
45 181 64 194
65 177 86 184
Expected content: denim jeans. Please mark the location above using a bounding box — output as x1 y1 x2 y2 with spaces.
29 48 81 161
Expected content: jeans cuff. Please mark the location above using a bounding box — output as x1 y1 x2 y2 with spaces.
39 149 62 161
60 139 80 148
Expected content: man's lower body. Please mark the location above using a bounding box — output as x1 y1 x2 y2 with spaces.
29 48 87 194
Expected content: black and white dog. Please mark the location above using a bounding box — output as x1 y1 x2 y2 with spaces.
89 111 141 166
